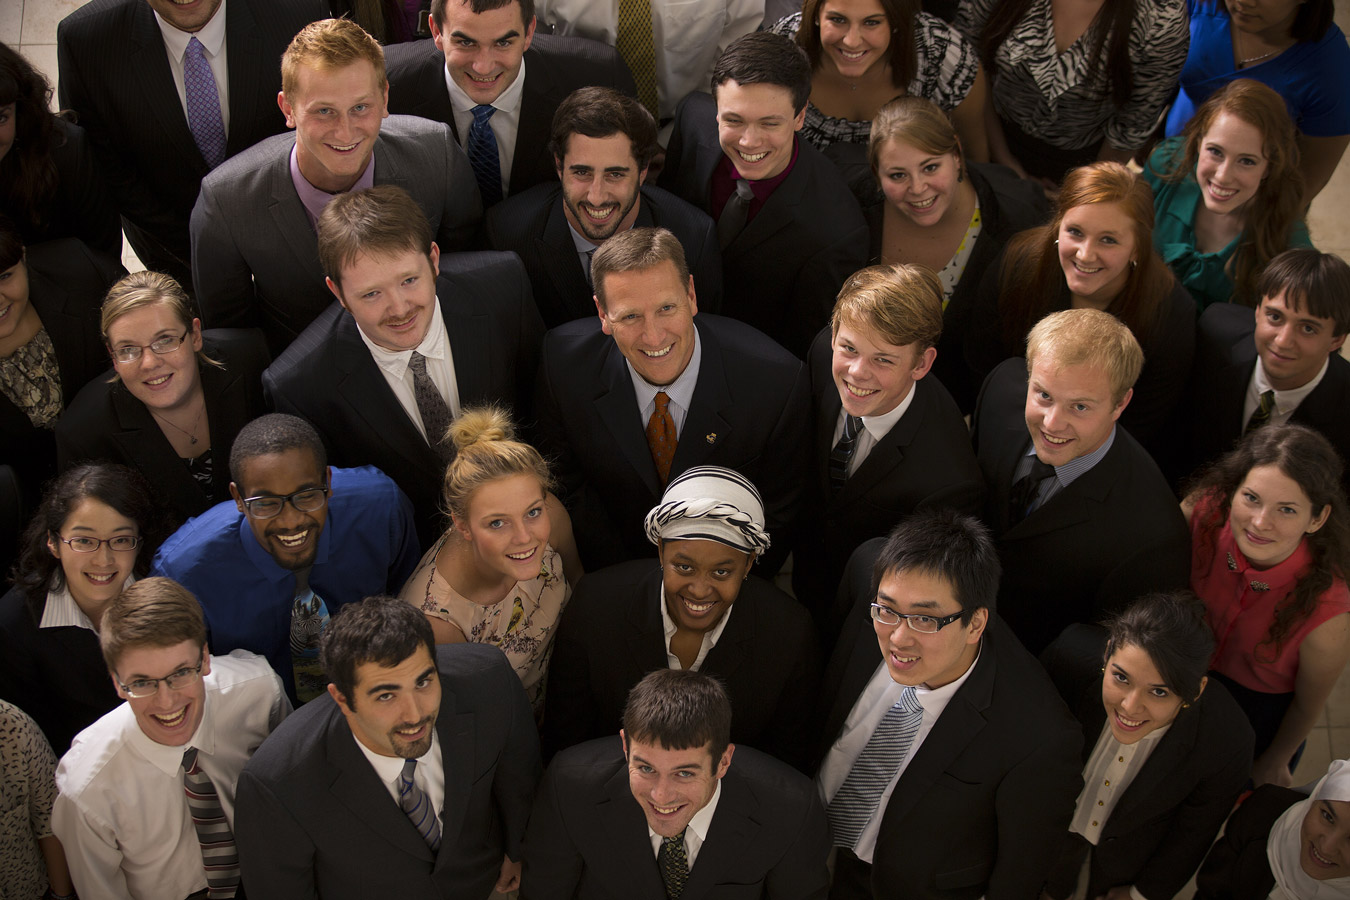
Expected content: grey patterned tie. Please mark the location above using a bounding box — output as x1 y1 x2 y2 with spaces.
826 686 923 849
399 758 442 852
181 747 240 898
408 351 453 463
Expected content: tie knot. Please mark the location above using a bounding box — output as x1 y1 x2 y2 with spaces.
472 104 496 125
187 35 206 58
654 391 670 412
400 758 418 783
898 685 922 714
181 746 200 773
663 829 686 847
845 414 862 439
733 178 755 200
408 350 428 375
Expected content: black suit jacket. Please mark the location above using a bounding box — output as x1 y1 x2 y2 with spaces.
818 538 1084 900
794 327 984 630
57 0 326 283
520 736 830 900
1 239 124 507
542 560 819 769
1041 624 1253 900
1195 785 1303 900
236 643 542 900
385 32 637 201
56 330 270 528
533 314 809 573
1177 301 1350 491
971 359 1192 655
486 182 723 328
658 92 868 358
263 252 544 546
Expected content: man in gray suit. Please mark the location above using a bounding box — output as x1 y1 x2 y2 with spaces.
190 17 483 354
236 595 541 899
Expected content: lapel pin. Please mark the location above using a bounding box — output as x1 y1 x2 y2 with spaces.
706 433 717 444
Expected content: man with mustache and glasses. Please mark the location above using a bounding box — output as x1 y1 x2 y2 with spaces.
152 414 420 705
235 595 540 899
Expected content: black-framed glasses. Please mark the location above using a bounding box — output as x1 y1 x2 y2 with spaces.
111 329 190 364
116 652 205 698
869 603 966 633
55 534 142 553
239 487 329 519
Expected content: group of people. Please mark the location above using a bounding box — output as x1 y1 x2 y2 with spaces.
3 0 1350 897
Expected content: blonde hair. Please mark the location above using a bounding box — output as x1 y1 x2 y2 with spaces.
101 271 221 381
281 19 386 98
1024 308 1143 406
868 95 962 179
101 577 207 672
442 406 555 522
830 264 943 351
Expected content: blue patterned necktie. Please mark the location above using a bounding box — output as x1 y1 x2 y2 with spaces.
826 686 923 849
466 104 503 206
181 747 240 898
399 758 442 852
184 36 227 169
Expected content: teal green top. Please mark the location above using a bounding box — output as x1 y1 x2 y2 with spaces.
1142 136 1313 310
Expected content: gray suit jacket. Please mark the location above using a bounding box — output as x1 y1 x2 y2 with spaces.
190 115 482 354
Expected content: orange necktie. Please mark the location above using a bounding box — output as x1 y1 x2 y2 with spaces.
646 391 677 485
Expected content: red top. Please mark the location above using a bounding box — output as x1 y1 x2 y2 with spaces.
1190 494 1350 693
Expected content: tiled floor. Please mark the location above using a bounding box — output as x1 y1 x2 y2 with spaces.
10 0 1350 773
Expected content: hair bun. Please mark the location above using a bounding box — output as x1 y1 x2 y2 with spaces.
446 405 515 451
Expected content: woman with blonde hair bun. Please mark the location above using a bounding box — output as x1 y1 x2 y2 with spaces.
398 405 582 713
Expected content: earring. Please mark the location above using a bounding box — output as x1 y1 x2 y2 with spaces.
1130 259 1138 271
957 169 964 183
1054 238 1059 245
1181 701 1191 709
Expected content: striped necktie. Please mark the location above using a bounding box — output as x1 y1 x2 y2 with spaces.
828 414 862 492
1245 389 1275 435
181 747 240 898
399 758 442 852
826 686 923 849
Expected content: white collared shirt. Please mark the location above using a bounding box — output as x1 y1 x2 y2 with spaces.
52 652 288 900
352 728 446 824
355 298 462 441
629 328 702 437
647 778 722 868
153 0 230 133
659 583 734 671
831 382 918 476
816 647 981 863
1245 357 1330 428
445 57 526 195
1070 721 1169 846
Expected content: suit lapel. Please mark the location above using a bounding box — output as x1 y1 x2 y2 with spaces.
724 147 806 259
596 345 664 497
680 774 760 900
626 570 672 674
538 201 593 315
267 144 325 274
106 385 209 519
814 361 842 498
406 45 459 129
1003 437 1125 542
443 290 495 406
129 5 205 170
1101 709 1197 838
597 763 670 898
672 322 732 472
511 51 553 188
434 695 477 867
836 384 929 504
224 0 262 155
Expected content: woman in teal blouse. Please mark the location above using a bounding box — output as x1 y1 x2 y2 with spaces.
1144 79 1312 310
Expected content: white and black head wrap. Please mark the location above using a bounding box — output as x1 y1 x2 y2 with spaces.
643 466 771 558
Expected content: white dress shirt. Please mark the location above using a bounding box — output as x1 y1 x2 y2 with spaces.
831 382 918 476
628 328 702 436
356 298 462 441
445 57 526 194
153 0 231 134
353 728 447 824
1245 357 1330 428
659 583 734 671
646 778 722 868
52 652 289 900
816 649 980 863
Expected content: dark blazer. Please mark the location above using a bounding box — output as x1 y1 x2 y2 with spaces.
521 735 830 900
13 117 122 259
56 0 327 283
0 585 121 755
794 327 984 631
236 642 542 900
385 32 637 201
191 115 483 354
263 252 544 546
817 537 1084 900
966 267 1197 458
658 91 868 358
1176 301 1350 491
1040 623 1254 900
486 182 723 328
542 560 820 769
1195 785 1304 900
533 313 810 573
0 239 123 508
971 359 1192 655
56 330 270 528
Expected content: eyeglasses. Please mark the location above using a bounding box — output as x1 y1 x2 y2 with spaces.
55 534 142 553
869 603 966 633
111 329 190 364
116 652 205 698
239 487 329 519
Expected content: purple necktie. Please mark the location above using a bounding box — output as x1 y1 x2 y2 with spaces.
184 36 227 169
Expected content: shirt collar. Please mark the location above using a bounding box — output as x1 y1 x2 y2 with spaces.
915 641 980 706
628 328 702 413
357 295 451 380
153 0 228 54
290 143 376 228
648 777 722 845
857 381 918 441
1254 356 1330 417
567 221 600 254
1023 426 1116 489
659 579 735 651
352 726 441 788
40 579 128 631
444 56 527 116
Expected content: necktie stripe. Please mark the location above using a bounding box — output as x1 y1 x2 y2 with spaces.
826 686 923 849
400 758 443 852
181 747 240 899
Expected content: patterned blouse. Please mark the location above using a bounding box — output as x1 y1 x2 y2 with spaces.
769 12 980 150
955 0 1189 152
0 699 58 900
0 327 62 429
399 535 571 713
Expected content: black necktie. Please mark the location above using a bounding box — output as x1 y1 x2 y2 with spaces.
829 415 862 492
658 829 690 898
717 179 755 248
1245 389 1275 435
1009 456 1056 523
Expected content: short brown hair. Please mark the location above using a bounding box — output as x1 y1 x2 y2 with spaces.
830 264 943 352
622 669 732 760
549 86 658 171
281 19 386 99
317 185 434 287
321 596 436 710
591 226 690 309
101 577 207 672
1024 308 1143 406
442 405 554 522
431 0 535 30
868 95 962 181
1255 248 1350 337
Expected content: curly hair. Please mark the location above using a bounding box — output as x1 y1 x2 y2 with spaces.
1186 424 1350 661
0 43 62 237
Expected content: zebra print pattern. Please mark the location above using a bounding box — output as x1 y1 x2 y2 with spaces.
955 0 1189 152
